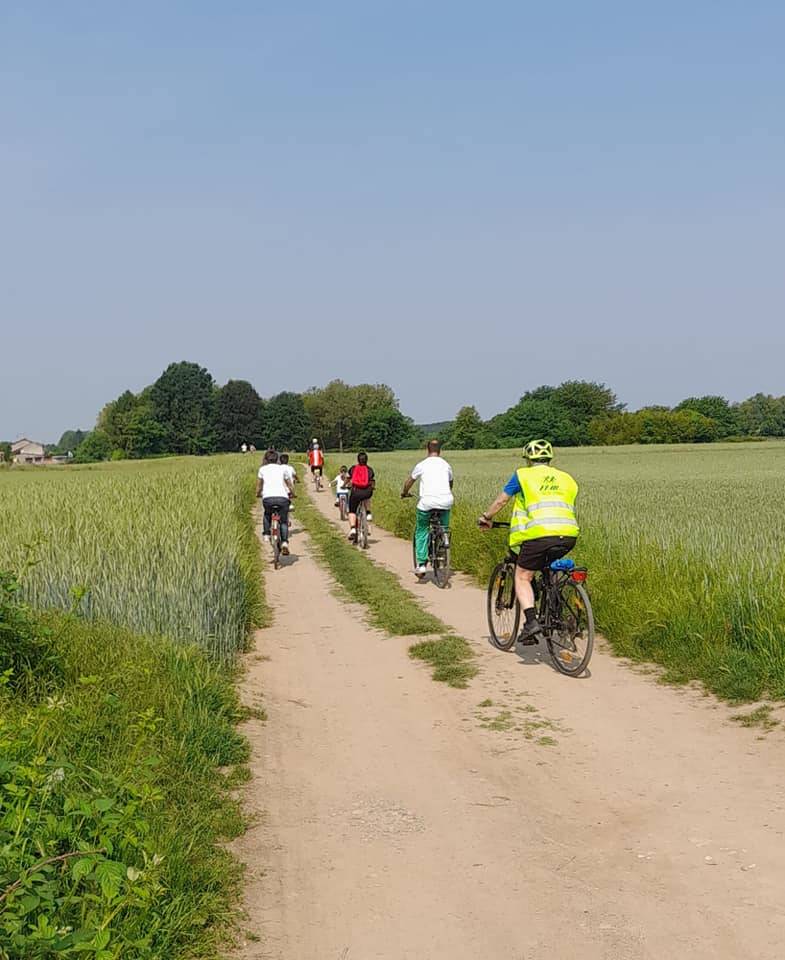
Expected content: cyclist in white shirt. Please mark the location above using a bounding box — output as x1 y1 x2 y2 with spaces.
279 453 297 514
401 439 454 577
255 449 294 554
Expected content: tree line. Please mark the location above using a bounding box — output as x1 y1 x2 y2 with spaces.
439 385 785 449
48 362 422 463
29 363 785 464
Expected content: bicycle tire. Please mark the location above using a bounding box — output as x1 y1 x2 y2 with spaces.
487 560 519 651
271 517 281 570
339 497 348 521
357 504 369 549
432 533 450 589
545 580 594 676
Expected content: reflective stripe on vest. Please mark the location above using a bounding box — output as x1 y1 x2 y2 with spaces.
509 465 579 547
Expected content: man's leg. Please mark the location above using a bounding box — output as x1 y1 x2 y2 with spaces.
415 509 430 565
514 566 536 610
262 501 272 538
278 499 290 546
440 509 451 542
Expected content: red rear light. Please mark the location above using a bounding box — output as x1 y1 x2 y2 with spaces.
571 570 587 582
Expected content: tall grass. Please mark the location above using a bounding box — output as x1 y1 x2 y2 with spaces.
0 456 265 659
342 443 785 702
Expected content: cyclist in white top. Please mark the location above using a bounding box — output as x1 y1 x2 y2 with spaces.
256 449 294 554
401 439 454 576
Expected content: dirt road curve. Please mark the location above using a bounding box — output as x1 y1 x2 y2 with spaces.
233 489 785 959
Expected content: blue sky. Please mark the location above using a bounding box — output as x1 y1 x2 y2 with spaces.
2 1 783 440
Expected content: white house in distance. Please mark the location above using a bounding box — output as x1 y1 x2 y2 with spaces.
11 438 46 464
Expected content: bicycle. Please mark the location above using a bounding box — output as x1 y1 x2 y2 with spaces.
313 470 323 492
269 507 283 569
410 508 451 588
337 492 349 521
355 501 370 549
484 521 594 677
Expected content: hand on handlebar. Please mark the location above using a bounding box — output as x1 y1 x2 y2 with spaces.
478 515 492 529
400 491 412 499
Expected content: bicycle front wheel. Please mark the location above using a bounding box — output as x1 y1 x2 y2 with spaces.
546 580 594 676
487 561 519 651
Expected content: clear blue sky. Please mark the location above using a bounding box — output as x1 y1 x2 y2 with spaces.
2 1 783 441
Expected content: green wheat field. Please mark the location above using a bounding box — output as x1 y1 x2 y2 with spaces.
349 442 785 701
0 455 263 659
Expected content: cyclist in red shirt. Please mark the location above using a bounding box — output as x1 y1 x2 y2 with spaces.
307 439 324 480
347 451 375 541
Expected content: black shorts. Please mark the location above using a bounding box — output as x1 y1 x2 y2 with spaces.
516 536 577 571
310 463 323 475
348 486 373 513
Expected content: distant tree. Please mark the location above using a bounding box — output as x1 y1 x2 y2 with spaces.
589 408 718 445
150 361 217 455
261 392 312 451
357 407 413 450
73 430 112 463
303 380 355 450
676 396 739 438
214 380 264 452
54 429 88 455
489 397 579 447
97 390 139 450
445 406 485 449
737 393 785 437
0 441 11 463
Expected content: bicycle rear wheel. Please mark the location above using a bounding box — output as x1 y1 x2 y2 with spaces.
339 496 348 520
487 560 519 651
432 533 450 589
357 505 369 549
271 517 281 569
545 580 594 676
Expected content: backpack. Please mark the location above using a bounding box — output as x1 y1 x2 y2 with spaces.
351 464 370 488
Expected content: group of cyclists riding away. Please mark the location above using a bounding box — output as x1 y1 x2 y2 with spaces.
260 436 581 653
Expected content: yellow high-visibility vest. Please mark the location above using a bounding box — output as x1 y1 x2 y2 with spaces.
509 464 579 547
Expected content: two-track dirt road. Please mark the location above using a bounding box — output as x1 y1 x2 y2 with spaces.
232 487 785 959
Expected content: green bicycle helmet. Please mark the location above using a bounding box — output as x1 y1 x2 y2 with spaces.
524 439 553 462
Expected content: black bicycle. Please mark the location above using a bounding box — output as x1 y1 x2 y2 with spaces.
410 509 451 588
270 507 283 569
485 521 594 677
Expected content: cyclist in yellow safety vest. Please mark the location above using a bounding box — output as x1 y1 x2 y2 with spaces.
479 439 579 645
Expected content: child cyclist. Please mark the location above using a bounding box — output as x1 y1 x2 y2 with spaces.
330 465 350 511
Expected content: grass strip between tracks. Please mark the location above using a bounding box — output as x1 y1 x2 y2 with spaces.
295 492 477 688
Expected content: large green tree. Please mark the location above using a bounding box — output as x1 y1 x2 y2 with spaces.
737 393 785 437
261 392 312 451
676 396 739 438
214 380 264 452
357 407 414 450
150 362 217 455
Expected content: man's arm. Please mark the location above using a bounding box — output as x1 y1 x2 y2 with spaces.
401 474 416 497
479 491 511 526
255 477 263 498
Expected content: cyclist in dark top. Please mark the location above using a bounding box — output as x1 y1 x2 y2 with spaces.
346 451 375 541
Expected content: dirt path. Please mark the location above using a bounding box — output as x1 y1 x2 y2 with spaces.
233 490 785 959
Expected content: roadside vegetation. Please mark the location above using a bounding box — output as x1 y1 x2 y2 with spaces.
354 443 785 703
295 493 477 688
0 455 266 957
0 572 248 959
0 456 265 659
